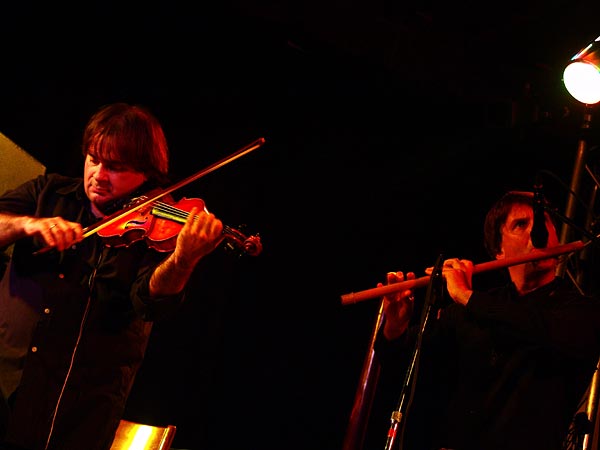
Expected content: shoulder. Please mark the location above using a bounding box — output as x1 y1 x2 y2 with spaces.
2 172 82 194
27 173 84 200
3 173 83 210
549 277 600 310
41 173 82 189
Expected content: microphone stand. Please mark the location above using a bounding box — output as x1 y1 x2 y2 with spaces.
383 254 444 450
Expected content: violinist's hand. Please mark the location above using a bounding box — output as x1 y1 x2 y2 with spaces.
149 206 224 298
10 215 83 252
380 271 416 341
172 206 224 270
425 258 474 306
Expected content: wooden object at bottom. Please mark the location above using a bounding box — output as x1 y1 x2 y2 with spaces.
109 419 177 450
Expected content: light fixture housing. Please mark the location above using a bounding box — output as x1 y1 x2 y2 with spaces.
563 35 600 105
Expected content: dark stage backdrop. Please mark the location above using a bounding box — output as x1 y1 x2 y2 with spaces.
1 3 599 450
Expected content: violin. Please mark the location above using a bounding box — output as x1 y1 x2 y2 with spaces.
88 138 265 256
93 194 262 256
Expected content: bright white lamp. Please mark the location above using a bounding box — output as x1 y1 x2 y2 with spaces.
563 35 600 105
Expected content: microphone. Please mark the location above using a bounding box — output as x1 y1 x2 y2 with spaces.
531 180 549 248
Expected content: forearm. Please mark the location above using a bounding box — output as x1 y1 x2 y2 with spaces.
374 323 412 370
383 319 409 341
0 213 31 247
148 252 198 297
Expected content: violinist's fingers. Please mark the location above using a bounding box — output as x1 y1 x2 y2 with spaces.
189 208 219 233
47 221 84 251
33 217 83 251
181 206 223 249
205 212 224 244
187 207 201 224
43 227 57 249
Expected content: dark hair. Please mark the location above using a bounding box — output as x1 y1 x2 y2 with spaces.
81 103 169 185
483 190 558 258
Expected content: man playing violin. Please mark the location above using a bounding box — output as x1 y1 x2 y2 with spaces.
375 190 600 450
0 102 224 450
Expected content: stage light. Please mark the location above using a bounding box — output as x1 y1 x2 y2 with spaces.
563 35 600 105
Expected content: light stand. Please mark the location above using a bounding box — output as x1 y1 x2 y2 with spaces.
555 105 593 278
560 35 600 450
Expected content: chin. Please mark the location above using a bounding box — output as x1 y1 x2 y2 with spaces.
529 260 556 273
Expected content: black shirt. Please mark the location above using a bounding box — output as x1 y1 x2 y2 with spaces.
375 277 600 450
0 173 184 450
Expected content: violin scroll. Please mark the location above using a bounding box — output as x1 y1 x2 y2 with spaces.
222 225 262 257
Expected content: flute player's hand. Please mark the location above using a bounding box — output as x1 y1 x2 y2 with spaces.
380 271 416 340
425 257 474 306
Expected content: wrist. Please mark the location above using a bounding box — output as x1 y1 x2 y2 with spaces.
383 321 407 341
457 289 473 306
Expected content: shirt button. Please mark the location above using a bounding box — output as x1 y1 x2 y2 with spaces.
58 273 65 279
31 346 38 353
44 308 51 315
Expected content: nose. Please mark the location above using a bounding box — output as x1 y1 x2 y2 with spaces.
94 163 110 181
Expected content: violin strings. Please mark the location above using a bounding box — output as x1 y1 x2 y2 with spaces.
153 201 195 221
153 201 235 235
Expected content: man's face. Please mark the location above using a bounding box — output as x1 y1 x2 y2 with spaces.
496 203 560 269
83 152 147 216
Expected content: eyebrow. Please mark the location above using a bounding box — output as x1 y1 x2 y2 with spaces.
88 152 126 165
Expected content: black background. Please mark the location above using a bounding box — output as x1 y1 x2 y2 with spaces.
2 2 600 449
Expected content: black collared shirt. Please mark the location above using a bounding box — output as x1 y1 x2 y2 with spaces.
0 173 184 450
